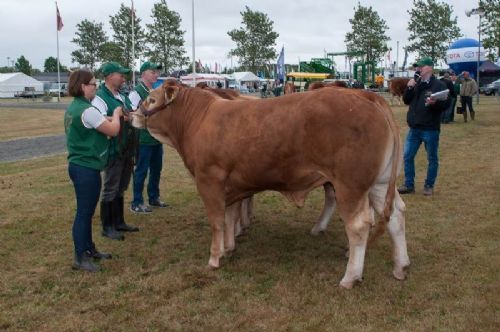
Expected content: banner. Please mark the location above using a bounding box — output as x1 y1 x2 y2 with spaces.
56 3 63 31
276 46 285 83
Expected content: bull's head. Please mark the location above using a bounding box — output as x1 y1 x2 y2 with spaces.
130 80 180 129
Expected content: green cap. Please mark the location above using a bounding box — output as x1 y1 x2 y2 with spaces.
101 62 131 76
413 57 434 67
140 61 162 73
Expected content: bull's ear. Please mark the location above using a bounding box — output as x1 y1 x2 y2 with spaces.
165 86 179 104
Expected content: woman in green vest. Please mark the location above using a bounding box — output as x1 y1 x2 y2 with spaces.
64 69 122 272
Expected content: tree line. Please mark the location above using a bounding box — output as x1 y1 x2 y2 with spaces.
2 0 498 77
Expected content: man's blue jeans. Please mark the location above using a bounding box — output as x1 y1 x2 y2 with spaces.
403 128 440 188
132 144 164 205
68 163 101 257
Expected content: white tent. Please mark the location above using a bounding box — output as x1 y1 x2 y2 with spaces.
231 71 260 83
180 73 226 87
0 72 44 98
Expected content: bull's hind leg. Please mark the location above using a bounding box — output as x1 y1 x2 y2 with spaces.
225 201 241 252
196 178 226 269
387 192 410 280
369 185 410 281
311 183 336 235
338 195 373 289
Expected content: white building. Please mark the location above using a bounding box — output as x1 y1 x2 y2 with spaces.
0 72 44 98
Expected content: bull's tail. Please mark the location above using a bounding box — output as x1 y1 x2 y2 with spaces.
369 102 401 244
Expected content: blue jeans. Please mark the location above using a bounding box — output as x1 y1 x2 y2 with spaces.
403 128 440 188
68 163 101 257
132 144 164 205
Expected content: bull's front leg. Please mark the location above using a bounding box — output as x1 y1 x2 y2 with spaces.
196 177 226 269
311 183 336 235
239 196 253 232
225 200 242 252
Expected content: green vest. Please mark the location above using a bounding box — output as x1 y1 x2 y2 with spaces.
95 84 137 160
64 97 109 170
134 83 161 145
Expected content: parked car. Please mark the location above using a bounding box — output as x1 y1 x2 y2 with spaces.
482 79 500 96
48 83 67 96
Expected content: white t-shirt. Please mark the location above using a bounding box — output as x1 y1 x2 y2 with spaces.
91 92 125 115
128 90 141 110
91 96 108 115
82 107 106 129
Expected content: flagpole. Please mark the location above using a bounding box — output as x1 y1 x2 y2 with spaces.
192 0 196 87
56 2 61 102
131 0 135 85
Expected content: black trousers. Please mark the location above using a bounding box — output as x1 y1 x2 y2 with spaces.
460 96 474 114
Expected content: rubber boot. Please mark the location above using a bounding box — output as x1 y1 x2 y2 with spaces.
470 111 475 121
114 196 139 232
463 111 467 123
72 251 100 272
89 242 112 260
101 201 124 240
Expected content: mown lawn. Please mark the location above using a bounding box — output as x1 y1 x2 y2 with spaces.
0 107 64 141
0 97 498 331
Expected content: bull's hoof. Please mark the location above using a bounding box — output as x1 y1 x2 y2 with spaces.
207 257 220 269
392 265 410 280
339 277 362 289
224 246 236 255
310 226 325 236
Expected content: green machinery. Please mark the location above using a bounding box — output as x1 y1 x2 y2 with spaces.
299 58 334 75
326 51 376 84
353 61 376 84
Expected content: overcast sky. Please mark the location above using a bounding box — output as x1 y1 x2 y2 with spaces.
0 0 482 72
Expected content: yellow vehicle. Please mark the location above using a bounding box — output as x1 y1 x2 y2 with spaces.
286 72 331 91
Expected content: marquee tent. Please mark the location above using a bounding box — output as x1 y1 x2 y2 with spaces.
0 72 44 98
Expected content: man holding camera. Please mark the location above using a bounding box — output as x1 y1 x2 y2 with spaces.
398 57 450 196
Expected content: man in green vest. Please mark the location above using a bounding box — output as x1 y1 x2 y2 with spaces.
92 62 139 240
129 61 169 213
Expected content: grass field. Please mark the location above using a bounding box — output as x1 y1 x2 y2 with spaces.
0 107 64 141
0 97 499 330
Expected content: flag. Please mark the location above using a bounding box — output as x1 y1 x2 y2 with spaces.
276 46 285 83
56 3 63 31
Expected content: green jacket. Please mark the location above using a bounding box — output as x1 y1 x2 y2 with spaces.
64 97 109 170
132 83 161 145
93 84 137 160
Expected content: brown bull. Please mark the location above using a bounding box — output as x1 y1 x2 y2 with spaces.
132 84 409 288
388 77 410 105
189 84 337 237
308 80 348 91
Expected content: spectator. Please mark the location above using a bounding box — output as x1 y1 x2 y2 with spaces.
449 73 460 123
260 83 268 98
459 71 478 122
64 69 122 272
440 72 456 123
129 61 169 214
92 62 139 240
398 57 450 196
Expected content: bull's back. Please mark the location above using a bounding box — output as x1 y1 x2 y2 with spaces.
195 89 391 181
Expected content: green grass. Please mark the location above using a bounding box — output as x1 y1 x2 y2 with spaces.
0 97 498 330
